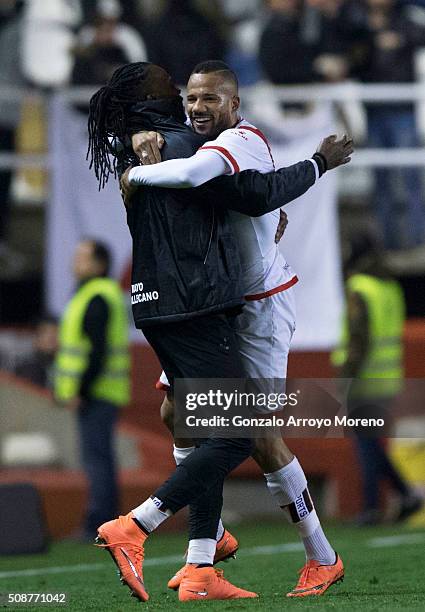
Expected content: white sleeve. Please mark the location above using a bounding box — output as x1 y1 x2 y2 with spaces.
128 150 230 189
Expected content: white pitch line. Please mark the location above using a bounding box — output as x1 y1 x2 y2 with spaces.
367 533 425 548
239 542 304 555
0 543 302 580
0 533 423 580
0 563 108 579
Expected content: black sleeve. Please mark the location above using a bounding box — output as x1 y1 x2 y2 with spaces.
210 160 316 217
79 295 109 399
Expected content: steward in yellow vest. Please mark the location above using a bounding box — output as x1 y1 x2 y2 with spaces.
54 239 130 539
332 233 421 524
332 272 404 400
55 251 130 407
332 233 405 399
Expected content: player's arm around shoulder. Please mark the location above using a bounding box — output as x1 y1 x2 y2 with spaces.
125 150 229 190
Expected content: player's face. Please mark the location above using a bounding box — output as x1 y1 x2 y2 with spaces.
186 73 240 138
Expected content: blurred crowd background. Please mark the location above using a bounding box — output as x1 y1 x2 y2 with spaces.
2 0 425 326
1 0 425 538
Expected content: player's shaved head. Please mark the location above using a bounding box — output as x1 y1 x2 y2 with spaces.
190 60 239 94
187 61 240 138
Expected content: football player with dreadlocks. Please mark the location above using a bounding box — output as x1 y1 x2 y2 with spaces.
86 61 350 603
88 62 261 603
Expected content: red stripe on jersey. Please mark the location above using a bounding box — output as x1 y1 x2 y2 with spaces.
237 125 275 169
199 145 240 173
155 380 170 391
245 275 299 301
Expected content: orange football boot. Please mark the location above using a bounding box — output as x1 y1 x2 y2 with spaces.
95 512 149 602
179 566 258 601
167 529 239 590
287 554 344 597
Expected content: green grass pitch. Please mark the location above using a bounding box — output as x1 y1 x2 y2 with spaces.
0 522 424 611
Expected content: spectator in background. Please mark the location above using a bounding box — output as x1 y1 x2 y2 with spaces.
148 0 227 84
0 0 25 275
307 0 366 83
259 0 316 85
80 0 143 29
15 316 58 388
72 0 147 88
221 0 263 85
54 239 130 540
357 0 425 249
21 0 82 88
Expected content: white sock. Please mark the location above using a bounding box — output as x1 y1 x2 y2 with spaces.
187 538 216 565
296 510 336 565
173 445 195 465
132 497 171 533
265 457 335 565
265 457 307 506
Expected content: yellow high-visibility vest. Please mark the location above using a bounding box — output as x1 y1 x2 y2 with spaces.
54 278 130 406
332 273 405 398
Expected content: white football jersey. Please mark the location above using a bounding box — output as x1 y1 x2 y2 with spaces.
199 119 297 296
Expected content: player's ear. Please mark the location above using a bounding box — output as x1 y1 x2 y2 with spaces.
232 96 240 112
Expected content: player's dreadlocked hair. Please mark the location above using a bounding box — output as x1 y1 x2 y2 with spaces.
87 62 151 189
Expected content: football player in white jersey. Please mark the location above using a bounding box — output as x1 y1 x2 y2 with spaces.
122 60 351 597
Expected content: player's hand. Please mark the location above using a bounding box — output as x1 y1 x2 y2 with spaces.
317 134 354 170
132 131 164 165
275 209 288 244
120 166 137 207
